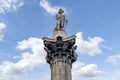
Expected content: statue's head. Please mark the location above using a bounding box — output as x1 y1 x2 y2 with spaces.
58 8 64 14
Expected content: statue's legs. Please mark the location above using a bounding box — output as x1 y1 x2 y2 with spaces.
54 20 65 31
54 24 60 31
60 20 64 29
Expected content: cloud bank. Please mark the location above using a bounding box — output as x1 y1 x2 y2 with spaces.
0 37 46 80
0 0 24 13
76 32 104 56
40 0 67 16
72 61 103 79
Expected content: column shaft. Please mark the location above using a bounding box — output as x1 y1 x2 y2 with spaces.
51 60 71 80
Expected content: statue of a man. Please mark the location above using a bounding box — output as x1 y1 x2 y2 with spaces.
55 8 67 31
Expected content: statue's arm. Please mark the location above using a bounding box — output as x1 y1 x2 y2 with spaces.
56 14 60 20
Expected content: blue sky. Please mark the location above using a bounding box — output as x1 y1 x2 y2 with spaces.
0 0 120 80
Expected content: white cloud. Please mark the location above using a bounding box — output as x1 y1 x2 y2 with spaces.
117 71 120 78
40 0 67 16
75 32 104 56
0 22 6 41
0 37 46 80
0 0 24 13
72 61 103 79
45 76 50 80
106 54 120 65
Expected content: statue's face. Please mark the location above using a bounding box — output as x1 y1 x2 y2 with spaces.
59 9 64 14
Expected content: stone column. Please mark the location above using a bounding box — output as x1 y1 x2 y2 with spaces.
43 34 77 80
